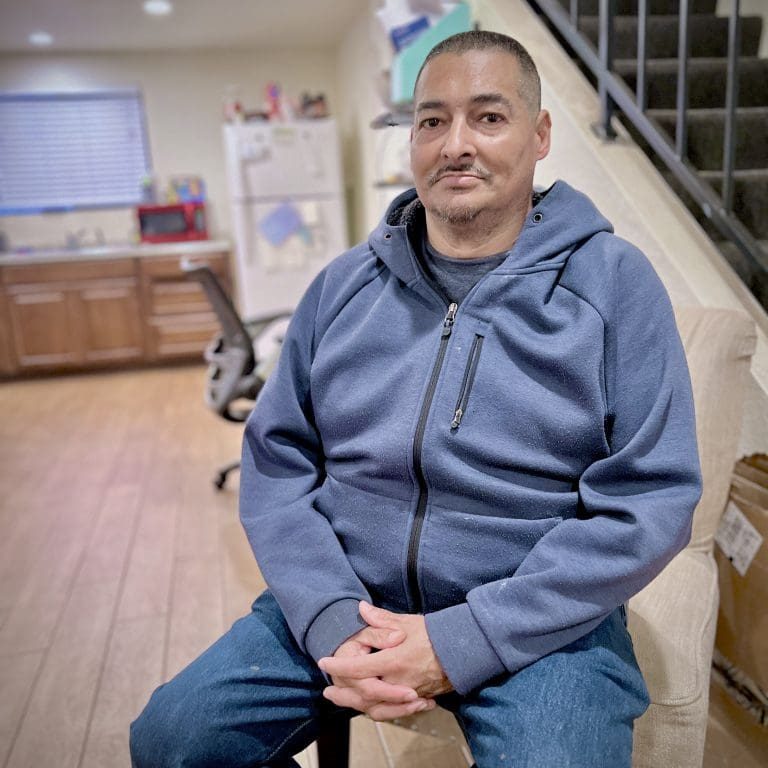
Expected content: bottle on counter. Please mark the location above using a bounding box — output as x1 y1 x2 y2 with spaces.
223 84 245 123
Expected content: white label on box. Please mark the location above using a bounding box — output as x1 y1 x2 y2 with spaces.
715 500 764 577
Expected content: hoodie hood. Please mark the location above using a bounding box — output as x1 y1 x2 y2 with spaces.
368 180 614 285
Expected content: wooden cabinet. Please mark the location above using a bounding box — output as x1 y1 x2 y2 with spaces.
3 259 145 372
0 290 18 375
139 252 230 361
0 247 231 376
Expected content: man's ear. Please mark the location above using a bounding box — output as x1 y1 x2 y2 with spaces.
535 109 552 161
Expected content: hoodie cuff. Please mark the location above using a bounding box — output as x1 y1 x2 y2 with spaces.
425 602 506 695
304 598 367 662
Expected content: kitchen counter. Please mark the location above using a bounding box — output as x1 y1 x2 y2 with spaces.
0 239 231 266
0 239 233 377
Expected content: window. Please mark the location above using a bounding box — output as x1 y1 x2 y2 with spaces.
0 89 152 215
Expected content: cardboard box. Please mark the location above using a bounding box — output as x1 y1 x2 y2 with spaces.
715 461 768 695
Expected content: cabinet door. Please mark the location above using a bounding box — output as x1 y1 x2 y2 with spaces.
0 291 18 375
79 280 145 363
7 288 81 369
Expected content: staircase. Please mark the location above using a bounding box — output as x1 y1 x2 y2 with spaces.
543 0 768 309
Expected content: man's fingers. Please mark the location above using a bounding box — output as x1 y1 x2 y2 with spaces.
359 600 400 629
366 697 437 722
322 685 435 721
319 653 386 680
353 625 404 650
353 677 419 704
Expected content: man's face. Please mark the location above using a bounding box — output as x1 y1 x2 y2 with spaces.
410 49 551 227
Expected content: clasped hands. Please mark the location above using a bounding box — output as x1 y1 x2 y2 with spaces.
317 601 452 721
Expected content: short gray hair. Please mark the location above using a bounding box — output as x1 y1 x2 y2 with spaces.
414 30 541 114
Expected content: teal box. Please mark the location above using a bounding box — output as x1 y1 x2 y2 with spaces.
390 3 472 106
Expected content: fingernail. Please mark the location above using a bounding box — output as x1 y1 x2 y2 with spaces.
415 701 429 712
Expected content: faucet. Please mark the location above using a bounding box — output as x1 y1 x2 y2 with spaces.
65 228 87 250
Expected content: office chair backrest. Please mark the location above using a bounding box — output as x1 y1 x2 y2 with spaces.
181 258 264 422
181 257 255 373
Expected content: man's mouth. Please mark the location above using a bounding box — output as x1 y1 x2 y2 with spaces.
429 167 490 186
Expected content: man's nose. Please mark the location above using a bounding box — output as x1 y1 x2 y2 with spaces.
441 117 476 161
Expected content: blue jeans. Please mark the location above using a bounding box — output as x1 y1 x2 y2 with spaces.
130 591 649 768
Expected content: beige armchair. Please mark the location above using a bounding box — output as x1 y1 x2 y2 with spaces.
317 306 758 768
629 306 757 768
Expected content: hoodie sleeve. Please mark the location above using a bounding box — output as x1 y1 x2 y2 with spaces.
239 271 369 662
425 244 702 695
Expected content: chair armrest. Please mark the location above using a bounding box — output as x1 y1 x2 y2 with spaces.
628 549 719 707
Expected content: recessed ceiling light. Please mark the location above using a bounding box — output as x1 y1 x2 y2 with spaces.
143 0 173 15
29 31 53 46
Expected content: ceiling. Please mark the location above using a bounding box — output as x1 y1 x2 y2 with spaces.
0 0 367 53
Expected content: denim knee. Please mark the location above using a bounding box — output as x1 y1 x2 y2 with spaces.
129 684 216 768
130 687 179 768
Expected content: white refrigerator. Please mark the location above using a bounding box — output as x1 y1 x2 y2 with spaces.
223 119 348 317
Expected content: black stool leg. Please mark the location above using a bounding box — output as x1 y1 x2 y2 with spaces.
316 716 350 768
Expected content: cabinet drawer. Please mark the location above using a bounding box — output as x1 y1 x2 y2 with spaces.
149 282 212 315
146 313 220 359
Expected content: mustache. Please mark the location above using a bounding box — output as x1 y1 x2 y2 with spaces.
428 164 491 186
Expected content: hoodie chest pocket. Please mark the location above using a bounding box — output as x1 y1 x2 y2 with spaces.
450 333 484 430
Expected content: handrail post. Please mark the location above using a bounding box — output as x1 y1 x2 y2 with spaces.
597 0 617 139
636 0 649 111
569 0 580 28
722 0 741 213
675 0 691 158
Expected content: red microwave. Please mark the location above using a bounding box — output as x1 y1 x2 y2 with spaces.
137 202 208 243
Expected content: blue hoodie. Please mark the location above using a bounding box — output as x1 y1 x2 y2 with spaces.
239 180 702 695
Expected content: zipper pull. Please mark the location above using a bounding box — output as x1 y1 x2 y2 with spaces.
442 302 458 337
451 408 463 429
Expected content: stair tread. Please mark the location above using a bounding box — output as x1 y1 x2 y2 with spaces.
580 13 762 20
699 168 768 180
647 107 768 118
580 13 763 22
579 14 763 58
616 56 766 68
555 0 718 15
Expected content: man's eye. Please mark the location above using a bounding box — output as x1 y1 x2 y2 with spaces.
420 117 441 128
481 113 503 123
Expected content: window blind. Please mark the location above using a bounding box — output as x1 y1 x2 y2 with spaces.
0 89 151 215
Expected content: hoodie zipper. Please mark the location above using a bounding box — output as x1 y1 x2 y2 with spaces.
407 301 458 612
451 334 484 429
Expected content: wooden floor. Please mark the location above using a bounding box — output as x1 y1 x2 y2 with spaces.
0 365 765 767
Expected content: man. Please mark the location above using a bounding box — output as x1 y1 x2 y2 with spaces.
131 30 701 767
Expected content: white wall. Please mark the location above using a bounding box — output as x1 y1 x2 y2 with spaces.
0 47 340 250
336 0 408 244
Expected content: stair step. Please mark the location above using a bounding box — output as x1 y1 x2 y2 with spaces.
578 14 762 59
615 57 768 109
718 240 768 308
645 107 768 170
554 0 717 16
665 168 768 240
700 169 768 240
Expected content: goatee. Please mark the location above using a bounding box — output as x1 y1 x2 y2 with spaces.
430 204 482 226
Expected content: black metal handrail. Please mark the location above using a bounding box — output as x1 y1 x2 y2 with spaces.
534 0 767 292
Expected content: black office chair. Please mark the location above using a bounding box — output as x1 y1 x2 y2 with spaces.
181 257 291 489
